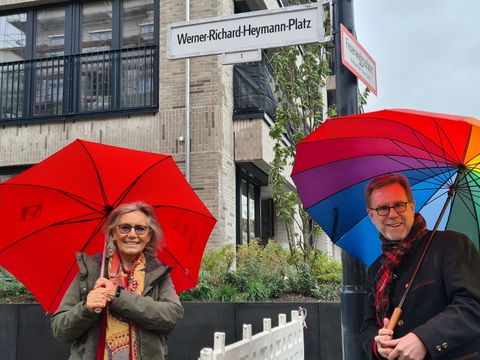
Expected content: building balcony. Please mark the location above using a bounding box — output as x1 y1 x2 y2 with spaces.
0 45 158 123
233 56 278 122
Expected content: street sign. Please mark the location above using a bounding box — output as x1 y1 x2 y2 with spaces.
340 24 377 96
167 3 326 60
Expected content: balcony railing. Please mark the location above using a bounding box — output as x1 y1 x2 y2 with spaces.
0 45 158 122
233 56 278 121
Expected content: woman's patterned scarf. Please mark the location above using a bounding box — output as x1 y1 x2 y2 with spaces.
374 213 427 327
98 251 146 360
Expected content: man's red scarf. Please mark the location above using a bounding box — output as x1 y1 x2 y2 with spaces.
374 213 427 327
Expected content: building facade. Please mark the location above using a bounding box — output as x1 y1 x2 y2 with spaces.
0 0 339 258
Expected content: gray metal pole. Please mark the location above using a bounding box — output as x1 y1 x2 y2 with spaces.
332 1 369 359
184 0 191 182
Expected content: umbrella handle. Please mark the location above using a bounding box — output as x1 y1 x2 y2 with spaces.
387 307 402 331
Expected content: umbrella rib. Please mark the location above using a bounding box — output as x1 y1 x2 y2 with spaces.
79 141 110 208
461 121 476 164
161 247 196 286
463 176 480 240
0 212 104 255
448 188 480 226
112 157 171 208
48 219 106 313
433 119 464 165
151 204 217 220
48 260 80 313
383 154 453 189
403 125 455 185
387 139 453 187
0 183 104 213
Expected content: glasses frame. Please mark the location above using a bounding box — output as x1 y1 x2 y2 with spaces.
368 201 410 216
117 223 149 235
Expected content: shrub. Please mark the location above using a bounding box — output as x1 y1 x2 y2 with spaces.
213 284 239 302
242 281 270 301
0 270 36 303
310 251 342 284
200 244 235 286
286 262 318 297
179 241 342 302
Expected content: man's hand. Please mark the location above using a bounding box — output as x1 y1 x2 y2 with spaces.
387 332 427 360
375 318 399 358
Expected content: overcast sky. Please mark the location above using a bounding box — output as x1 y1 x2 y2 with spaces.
353 0 480 119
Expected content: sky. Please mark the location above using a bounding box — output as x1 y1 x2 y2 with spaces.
353 0 480 119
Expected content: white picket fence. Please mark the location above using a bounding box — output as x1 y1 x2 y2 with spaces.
198 309 306 360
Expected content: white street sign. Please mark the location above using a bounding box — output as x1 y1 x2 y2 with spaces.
340 24 377 96
167 3 326 60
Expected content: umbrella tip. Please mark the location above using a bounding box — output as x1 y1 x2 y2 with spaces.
105 205 114 215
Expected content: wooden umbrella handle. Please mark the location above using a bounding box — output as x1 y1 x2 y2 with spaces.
387 307 402 331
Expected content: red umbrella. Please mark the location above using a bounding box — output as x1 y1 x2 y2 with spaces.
0 139 216 313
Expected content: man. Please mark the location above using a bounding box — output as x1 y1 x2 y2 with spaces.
360 173 480 360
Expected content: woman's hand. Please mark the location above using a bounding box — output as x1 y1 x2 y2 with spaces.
94 277 117 302
85 277 117 312
85 287 109 313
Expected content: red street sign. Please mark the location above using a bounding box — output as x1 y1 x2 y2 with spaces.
340 24 377 96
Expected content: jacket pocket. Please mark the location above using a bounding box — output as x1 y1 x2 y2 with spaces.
413 278 435 291
453 352 480 360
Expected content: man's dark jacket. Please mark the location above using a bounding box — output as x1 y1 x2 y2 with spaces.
360 230 480 359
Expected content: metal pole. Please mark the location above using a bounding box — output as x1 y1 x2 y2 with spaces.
332 1 368 359
184 0 191 182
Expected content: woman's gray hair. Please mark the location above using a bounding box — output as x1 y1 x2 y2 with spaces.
104 201 163 258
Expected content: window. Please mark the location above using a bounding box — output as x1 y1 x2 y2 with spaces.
0 165 30 183
0 13 26 119
239 178 259 244
0 0 159 123
236 165 269 245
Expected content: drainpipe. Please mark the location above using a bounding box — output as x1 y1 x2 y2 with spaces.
184 0 191 182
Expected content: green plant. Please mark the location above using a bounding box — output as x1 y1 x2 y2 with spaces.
242 281 269 301
310 251 343 284
199 244 235 286
286 262 318 297
0 271 36 303
179 282 214 301
213 283 239 302
179 242 342 302
224 271 249 292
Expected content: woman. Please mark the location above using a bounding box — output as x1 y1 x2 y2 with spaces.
51 202 184 359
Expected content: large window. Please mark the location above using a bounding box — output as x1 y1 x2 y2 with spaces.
236 165 274 245
0 0 158 123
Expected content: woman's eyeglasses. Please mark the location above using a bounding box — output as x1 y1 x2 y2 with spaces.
368 201 409 216
117 224 149 235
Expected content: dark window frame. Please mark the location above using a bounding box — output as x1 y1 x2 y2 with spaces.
236 165 262 246
0 0 159 124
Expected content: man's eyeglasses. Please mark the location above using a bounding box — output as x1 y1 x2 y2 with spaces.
117 224 149 235
368 202 409 216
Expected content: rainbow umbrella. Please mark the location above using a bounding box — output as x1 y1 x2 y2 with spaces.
292 109 480 265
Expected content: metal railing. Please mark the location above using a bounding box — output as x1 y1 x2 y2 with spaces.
0 45 158 122
233 55 278 121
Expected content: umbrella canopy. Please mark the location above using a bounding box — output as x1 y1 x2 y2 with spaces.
292 109 480 265
0 139 216 313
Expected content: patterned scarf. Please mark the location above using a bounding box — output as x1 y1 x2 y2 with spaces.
98 251 146 360
374 213 427 327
